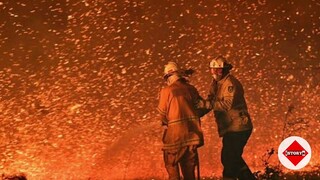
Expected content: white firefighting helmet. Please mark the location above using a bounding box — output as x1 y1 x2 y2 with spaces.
209 56 226 69
209 56 233 70
209 56 233 81
164 62 179 79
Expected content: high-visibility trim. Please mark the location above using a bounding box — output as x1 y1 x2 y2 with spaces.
157 107 166 116
163 138 201 148
167 116 199 126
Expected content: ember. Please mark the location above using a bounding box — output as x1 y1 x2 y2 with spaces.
0 0 319 179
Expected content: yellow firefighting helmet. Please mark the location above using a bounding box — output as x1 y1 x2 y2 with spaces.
163 61 179 79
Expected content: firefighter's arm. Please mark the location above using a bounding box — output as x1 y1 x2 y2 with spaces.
158 114 168 128
157 88 168 127
157 107 167 126
195 80 217 116
213 82 235 111
195 97 212 117
192 85 212 117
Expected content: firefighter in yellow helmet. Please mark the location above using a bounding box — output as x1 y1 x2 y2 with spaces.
157 62 204 180
207 56 255 180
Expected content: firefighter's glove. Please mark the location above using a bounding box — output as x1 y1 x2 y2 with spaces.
196 99 213 109
162 125 168 130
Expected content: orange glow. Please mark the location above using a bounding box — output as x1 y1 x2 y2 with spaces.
0 0 319 179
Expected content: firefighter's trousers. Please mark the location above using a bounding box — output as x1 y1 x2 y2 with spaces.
163 146 199 180
221 130 255 180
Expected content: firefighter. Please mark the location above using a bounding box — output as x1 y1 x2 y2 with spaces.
207 56 256 180
157 62 204 180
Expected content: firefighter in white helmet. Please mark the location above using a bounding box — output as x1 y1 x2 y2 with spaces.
207 56 255 180
157 62 204 180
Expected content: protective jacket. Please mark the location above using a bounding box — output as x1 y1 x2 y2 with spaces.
157 79 204 151
208 73 253 137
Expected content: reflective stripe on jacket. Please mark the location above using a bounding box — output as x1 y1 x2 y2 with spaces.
157 79 204 150
209 74 253 137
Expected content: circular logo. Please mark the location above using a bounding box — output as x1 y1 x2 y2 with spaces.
278 136 311 170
